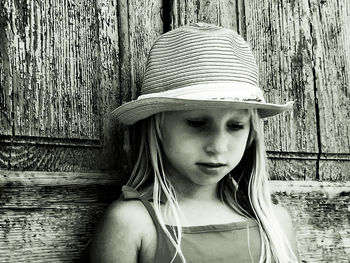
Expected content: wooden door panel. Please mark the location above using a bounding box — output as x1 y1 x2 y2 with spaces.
0 0 122 172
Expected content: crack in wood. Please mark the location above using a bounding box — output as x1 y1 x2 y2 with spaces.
307 0 322 180
0 135 102 148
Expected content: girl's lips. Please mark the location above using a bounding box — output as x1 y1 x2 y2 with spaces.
196 162 226 167
196 163 227 175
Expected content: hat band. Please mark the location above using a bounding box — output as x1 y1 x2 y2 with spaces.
138 82 265 102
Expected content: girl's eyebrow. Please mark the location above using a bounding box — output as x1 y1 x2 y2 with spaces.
186 114 250 123
228 115 250 123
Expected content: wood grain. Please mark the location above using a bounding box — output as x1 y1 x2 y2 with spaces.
6 0 99 139
117 0 163 102
0 0 14 137
169 0 242 32
0 143 109 172
245 0 318 154
1 207 103 262
95 0 122 172
308 0 350 154
0 0 123 172
116 0 163 163
0 171 124 262
0 171 123 207
267 156 317 180
319 158 350 181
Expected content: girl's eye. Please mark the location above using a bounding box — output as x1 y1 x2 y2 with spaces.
186 120 206 128
227 123 244 131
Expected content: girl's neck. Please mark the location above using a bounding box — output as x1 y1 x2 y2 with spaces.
167 175 220 204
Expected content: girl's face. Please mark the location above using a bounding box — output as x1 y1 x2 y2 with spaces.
161 108 251 186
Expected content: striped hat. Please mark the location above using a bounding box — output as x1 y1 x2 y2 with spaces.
113 23 293 125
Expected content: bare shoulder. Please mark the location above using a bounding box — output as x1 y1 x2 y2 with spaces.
272 204 300 259
272 204 293 226
89 200 154 263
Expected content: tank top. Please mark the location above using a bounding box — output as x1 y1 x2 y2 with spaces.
121 186 262 263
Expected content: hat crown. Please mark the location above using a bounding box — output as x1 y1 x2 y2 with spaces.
142 23 259 96
112 23 294 125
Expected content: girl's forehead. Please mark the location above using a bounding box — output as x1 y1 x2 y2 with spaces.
166 108 251 121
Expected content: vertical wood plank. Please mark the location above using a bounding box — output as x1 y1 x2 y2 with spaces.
127 0 164 99
308 0 350 154
117 0 163 102
245 0 318 153
96 0 120 171
5 0 100 140
170 0 198 28
170 0 240 32
116 0 163 164
244 0 319 179
0 0 13 136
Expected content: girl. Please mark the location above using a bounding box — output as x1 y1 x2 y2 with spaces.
89 23 300 263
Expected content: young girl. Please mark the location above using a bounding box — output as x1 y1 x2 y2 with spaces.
89 23 300 263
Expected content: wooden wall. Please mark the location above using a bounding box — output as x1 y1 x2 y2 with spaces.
0 0 349 262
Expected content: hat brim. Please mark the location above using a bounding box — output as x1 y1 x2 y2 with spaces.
112 97 294 125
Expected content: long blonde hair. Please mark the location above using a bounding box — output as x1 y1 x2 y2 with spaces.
126 109 298 263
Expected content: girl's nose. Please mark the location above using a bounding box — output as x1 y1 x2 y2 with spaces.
203 128 229 155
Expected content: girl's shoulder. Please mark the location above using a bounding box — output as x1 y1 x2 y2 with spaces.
272 204 300 258
105 199 154 228
89 199 156 263
272 204 292 223
272 204 295 234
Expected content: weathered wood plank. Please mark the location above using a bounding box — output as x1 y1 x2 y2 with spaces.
117 0 163 163
271 181 350 263
127 0 163 99
0 144 112 172
95 0 121 172
1 207 103 262
170 0 199 27
0 0 122 172
268 158 317 180
4 0 100 139
0 0 12 137
0 171 124 262
319 158 350 181
308 0 350 154
0 145 10 170
117 0 163 102
267 152 350 180
245 0 318 154
0 171 123 208
169 0 240 32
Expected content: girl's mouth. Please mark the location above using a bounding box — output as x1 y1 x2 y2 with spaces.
196 162 227 175
196 162 226 168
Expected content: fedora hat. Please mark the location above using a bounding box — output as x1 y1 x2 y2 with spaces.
112 23 293 125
